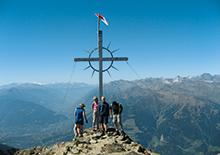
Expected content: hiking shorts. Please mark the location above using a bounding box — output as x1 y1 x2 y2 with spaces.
75 120 84 125
99 115 108 124
113 114 121 124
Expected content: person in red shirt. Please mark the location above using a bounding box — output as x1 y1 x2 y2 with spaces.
92 96 99 131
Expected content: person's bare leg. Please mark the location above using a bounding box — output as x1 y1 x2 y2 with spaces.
113 115 117 131
118 114 123 132
92 112 96 129
96 112 99 130
79 125 83 137
116 115 120 132
99 123 103 132
100 123 105 134
76 124 81 137
104 124 108 133
102 124 105 132
73 124 78 138
96 115 99 130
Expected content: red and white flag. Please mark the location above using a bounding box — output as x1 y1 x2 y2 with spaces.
95 13 109 26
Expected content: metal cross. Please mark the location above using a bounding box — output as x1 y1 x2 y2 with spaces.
74 15 128 100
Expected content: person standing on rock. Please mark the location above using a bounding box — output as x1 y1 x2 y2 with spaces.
99 96 110 134
92 96 99 131
110 101 124 135
74 103 88 138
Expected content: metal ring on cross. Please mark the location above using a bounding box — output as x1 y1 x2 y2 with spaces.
89 47 114 72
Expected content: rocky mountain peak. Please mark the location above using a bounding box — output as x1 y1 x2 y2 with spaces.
15 128 158 155
200 73 213 80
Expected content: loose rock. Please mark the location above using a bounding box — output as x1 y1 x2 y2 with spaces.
15 128 157 155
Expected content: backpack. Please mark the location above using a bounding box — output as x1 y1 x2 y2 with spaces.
75 107 84 122
112 101 120 114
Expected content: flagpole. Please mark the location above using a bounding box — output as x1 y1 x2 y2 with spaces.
98 18 100 32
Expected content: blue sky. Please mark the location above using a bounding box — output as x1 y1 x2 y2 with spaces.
0 0 220 85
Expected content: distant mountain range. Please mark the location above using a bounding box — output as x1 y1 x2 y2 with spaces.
0 74 220 155
0 83 95 148
100 73 220 155
0 98 66 127
0 83 95 115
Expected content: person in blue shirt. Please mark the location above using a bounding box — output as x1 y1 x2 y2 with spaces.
74 103 88 137
99 96 110 134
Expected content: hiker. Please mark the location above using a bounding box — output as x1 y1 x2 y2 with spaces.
92 96 99 130
74 103 88 138
110 101 124 135
99 96 110 134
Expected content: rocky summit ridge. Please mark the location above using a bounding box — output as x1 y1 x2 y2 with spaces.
15 128 158 155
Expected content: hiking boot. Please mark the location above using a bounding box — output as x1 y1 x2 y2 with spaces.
101 131 106 136
113 131 120 136
121 135 128 141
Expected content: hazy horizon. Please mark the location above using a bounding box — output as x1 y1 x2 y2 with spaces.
0 72 219 86
1 0 219 85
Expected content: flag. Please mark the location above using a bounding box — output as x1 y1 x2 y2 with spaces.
95 13 109 26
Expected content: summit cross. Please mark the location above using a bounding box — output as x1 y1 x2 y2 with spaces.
74 14 128 100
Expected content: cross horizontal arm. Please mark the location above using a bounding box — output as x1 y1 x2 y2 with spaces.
74 57 128 62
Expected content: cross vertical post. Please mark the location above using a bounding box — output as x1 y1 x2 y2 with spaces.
98 19 103 100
